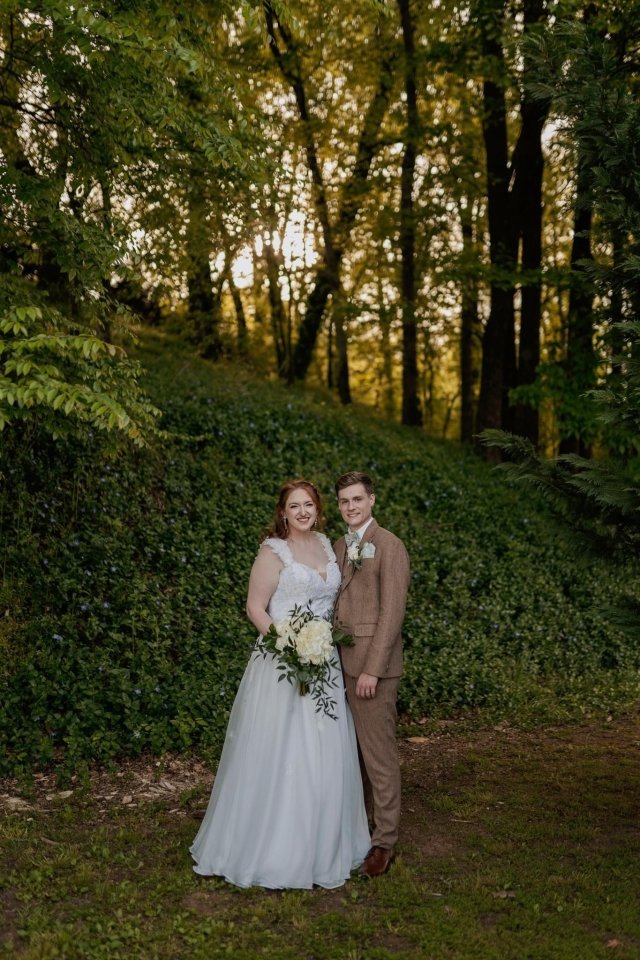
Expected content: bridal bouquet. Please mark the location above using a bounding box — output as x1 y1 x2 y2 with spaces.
256 604 352 719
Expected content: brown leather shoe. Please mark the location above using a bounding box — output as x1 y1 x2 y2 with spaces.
358 846 395 878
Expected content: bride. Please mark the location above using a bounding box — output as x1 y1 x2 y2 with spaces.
190 479 370 889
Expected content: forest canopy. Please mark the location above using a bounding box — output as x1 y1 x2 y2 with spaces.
3 0 640 452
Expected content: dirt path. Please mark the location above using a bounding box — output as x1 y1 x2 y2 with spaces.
3 713 638 835
2 714 640 960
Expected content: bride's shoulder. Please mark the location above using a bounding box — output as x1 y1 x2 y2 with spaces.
261 536 292 565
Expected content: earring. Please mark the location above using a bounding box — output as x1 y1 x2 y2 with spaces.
313 518 318 527
282 516 288 528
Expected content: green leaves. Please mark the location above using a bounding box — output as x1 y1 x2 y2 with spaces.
2 1 265 448
0 302 160 443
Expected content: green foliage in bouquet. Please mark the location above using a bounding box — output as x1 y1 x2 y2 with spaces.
256 604 353 719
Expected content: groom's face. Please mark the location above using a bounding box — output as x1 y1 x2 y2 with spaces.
337 483 375 531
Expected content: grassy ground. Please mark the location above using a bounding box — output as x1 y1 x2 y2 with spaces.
2 713 639 960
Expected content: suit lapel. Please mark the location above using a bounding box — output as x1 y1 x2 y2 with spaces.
360 518 378 547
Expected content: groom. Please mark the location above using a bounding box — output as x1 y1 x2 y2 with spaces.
333 471 410 878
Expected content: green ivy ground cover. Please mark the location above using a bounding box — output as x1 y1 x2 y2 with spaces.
1 329 638 776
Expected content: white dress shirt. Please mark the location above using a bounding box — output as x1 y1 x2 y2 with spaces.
349 517 374 540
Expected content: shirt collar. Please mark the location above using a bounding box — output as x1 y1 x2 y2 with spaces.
349 517 374 539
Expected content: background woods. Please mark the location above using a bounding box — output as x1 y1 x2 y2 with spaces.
3 1 637 447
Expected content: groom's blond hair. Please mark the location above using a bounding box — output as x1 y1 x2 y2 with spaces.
335 472 374 497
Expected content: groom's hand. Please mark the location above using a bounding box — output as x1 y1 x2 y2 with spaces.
356 672 379 699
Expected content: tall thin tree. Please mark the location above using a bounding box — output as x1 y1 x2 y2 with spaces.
397 0 422 426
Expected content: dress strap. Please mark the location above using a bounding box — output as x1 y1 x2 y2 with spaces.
263 536 293 566
315 532 335 563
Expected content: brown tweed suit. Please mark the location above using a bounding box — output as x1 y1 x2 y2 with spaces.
333 519 410 850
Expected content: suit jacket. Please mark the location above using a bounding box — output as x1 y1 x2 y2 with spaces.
333 518 410 679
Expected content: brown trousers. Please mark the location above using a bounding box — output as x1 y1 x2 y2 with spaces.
344 673 401 850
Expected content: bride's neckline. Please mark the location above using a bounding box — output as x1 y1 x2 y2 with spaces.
286 534 333 582
297 560 328 582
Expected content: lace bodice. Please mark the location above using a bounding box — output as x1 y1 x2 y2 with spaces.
263 533 341 623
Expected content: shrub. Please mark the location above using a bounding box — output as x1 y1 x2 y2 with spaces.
1 333 638 776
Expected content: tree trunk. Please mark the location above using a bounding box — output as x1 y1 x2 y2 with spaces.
225 268 248 357
327 316 334 389
292 265 339 381
475 0 518 443
378 271 395 417
264 236 288 379
265 2 395 382
289 45 395 381
559 163 595 457
186 191 221 360
501 297 518 431
609 231 625 377
512 121 544 443
511 0 551 443
397 0 422 427
459 200 481 442
334 303 352 405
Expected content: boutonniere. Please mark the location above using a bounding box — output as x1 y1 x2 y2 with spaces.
345 535 376 570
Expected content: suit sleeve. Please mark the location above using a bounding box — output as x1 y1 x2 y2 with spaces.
363 536 410 677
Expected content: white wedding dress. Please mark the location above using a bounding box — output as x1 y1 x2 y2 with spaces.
190 533 370 889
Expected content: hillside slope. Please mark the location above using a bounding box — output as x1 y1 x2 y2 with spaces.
1 330 637 775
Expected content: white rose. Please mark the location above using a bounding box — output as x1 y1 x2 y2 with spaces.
347 544 360 562
274 618 296 651
295 619 334 665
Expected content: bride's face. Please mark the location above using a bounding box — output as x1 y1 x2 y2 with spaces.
283 490 317 535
